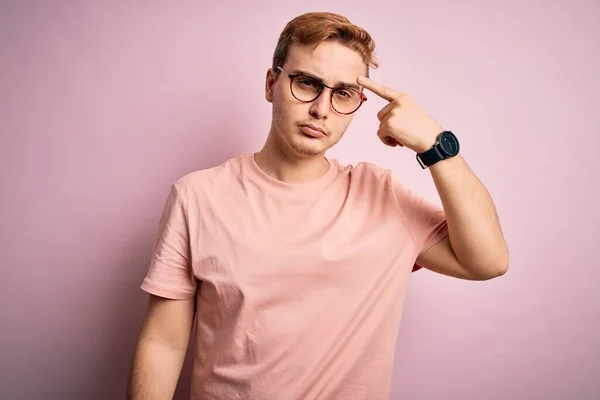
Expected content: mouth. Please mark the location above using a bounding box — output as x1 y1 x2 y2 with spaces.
299 124 326 138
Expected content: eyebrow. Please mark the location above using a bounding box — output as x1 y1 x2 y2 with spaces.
291 69 362 91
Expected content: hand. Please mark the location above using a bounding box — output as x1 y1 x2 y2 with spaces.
357 76 443 153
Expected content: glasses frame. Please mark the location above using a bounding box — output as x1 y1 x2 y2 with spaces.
276 66 367 115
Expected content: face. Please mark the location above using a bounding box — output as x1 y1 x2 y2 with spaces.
265 41 367 158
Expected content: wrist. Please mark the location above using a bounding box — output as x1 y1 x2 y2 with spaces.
414 130 460 169
413 140 437 153
414 128 443 153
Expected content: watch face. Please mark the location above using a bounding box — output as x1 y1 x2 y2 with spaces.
439 131 459 156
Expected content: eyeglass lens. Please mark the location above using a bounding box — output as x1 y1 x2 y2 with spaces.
291 75 362 114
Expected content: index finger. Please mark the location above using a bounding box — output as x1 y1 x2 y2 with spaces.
357 76 404 102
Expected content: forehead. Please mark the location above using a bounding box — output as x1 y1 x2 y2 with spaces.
285 41 367 86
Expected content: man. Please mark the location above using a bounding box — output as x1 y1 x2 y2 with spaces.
127 11 508 400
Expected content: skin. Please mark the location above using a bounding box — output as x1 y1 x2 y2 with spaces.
255 40 367 184
127 38 509 399
357 76 509 280
257 40 509 281
126 295 195 400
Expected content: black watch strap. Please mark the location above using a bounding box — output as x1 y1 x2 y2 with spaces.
416 130 459 169
416 146 444 169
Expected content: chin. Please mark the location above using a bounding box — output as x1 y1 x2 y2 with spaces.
288 135 328 157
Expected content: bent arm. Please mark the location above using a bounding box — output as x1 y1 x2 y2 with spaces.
126 294 195 399
417 155 509 280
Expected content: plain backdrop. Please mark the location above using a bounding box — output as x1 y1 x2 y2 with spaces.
1 0 599 399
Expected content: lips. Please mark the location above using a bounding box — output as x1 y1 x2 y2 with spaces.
299 124 326 138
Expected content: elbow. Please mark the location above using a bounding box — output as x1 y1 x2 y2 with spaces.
497 256 510 276
495 245 510 277
472 251 509 280
469 265 507 281
478 238 510 280
487 261 508 280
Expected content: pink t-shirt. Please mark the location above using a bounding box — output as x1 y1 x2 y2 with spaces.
141 154 448 399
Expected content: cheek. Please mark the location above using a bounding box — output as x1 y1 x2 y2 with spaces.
272 99 287 121
273 96 303 124
272 102 295 133
331 118 353 138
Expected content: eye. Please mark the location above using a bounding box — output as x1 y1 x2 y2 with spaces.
298 77 319 88
334 89 359 102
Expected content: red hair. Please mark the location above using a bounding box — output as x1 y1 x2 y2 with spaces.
272 12 379 75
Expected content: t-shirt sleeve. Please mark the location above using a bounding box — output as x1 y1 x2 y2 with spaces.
141 184 198 299
389 173 449 272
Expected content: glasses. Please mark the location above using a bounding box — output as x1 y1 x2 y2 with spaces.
276 66 367 115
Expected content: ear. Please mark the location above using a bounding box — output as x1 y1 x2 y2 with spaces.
265 68 276 103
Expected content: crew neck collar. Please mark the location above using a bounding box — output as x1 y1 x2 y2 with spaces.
244 153 339 193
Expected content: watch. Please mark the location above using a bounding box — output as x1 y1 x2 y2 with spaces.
416 130 460 169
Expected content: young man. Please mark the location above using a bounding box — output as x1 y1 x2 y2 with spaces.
127 11 509 400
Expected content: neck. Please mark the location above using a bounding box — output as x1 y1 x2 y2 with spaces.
254 135 330 184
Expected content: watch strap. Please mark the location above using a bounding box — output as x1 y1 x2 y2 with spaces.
416 145 445 169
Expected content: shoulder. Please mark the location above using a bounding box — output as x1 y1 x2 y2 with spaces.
348 160 390 176
169 155 246 199
339 159 393 187
337 159 420 202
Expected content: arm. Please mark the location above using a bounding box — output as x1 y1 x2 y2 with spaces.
126 294 195 400
356 76 509 281
127 181 198 397
416 155 509 280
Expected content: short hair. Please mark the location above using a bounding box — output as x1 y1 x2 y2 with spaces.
272 12 379 76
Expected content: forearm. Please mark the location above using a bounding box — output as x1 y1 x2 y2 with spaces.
126 337 188 400
429 155 509 276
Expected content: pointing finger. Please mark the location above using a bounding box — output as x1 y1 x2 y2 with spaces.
357 76 404 102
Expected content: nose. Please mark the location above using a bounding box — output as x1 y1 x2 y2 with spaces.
308 88 332 120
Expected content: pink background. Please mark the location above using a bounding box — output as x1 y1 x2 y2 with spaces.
1 1 599 399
